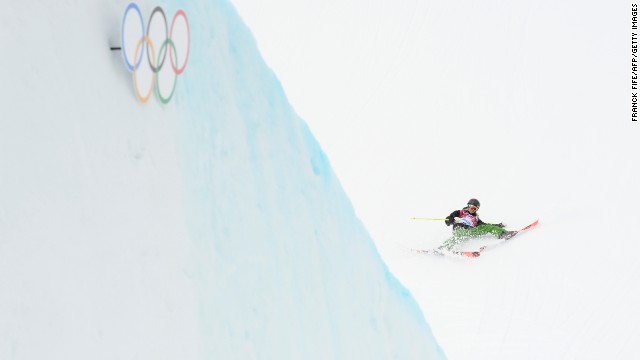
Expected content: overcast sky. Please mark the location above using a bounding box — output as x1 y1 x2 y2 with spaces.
229 0 630 252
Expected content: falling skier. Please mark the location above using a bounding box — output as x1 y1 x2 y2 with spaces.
412 198 538 257
437 198 516 252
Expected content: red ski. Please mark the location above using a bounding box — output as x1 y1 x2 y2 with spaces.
472 219 539 255
412 248 480 258
413 220 539 259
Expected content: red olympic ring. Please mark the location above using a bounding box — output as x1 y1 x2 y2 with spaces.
169 10 190 75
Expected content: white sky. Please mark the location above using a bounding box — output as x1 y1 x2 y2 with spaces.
229 1 639 358
230 0 631 249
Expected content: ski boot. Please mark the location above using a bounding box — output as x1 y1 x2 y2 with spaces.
498 230 518 240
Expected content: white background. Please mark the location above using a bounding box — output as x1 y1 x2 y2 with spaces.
231 0 640 359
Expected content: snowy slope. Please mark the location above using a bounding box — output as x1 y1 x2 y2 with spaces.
230 1 640 359
0 1 444 359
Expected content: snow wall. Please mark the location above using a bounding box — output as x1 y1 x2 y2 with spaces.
0 0 445 359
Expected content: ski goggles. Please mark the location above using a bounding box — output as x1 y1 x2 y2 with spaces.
467 205 478 211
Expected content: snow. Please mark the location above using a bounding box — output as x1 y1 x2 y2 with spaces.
0 0 444 359
230 0 640 359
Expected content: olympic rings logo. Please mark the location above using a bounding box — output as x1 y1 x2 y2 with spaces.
120 3 190 104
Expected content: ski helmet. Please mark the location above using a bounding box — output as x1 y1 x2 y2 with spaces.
467 198 480 208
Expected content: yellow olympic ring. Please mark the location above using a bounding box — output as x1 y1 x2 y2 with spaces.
133 36 156 104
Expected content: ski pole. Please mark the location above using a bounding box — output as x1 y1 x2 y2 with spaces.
410 217 447 221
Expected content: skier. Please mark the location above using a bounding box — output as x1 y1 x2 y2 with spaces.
438 198 515 251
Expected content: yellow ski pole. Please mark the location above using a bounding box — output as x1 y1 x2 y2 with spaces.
410 217 447 221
